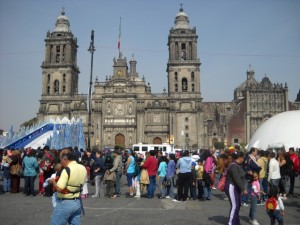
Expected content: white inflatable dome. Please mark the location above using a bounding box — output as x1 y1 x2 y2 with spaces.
247 110 300 151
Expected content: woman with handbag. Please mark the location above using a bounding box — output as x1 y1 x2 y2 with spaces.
23 149 39 196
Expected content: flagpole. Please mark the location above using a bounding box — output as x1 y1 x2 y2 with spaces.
87 30 95 149
118 17 121 57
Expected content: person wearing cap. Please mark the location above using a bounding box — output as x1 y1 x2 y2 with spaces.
124 150 136 197
108 150 123 197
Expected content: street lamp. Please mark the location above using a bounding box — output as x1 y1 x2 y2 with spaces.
87 30 95 149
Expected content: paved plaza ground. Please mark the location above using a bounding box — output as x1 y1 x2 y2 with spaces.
0 176 300 225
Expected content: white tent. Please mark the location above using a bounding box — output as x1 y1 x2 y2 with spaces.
247 110 300 151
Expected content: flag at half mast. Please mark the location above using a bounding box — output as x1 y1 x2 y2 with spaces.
118 17 121 50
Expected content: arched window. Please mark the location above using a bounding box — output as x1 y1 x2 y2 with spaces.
175 84 178 92
63 74 66 83
153 137 162 144
54 80 59 94
182 78 188 92
191 72 194 81
47 74 51 84
175 72 178 81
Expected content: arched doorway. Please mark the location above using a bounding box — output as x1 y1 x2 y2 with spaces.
115 133 125 148
153 137 162 144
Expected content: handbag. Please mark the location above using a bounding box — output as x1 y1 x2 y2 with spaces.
217 163 234 192
10 163 22 175
140 169 150 184
218 173 226 192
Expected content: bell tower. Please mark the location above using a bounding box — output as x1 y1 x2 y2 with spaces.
167 6 201 99
38 8 80 119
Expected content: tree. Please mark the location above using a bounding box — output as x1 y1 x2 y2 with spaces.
21 117 37 128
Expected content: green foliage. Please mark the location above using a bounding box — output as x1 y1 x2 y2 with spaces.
21 117 37 128
214 141 225 149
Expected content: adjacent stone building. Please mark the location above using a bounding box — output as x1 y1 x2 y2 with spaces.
37 7 298 150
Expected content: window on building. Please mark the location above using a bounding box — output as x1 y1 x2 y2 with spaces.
175 72 178 81
191 72 194 81
185 117 189 122
192 84 195 92
56 46 60 63
63 74 66 83
47 74 51 84
234 138 239 143
175 84 178 92
182 78 188 92
47 86 50 95
63 85 66 94
54 80 59 94
185 125 189 130
181 43 186 60
185 133 189 138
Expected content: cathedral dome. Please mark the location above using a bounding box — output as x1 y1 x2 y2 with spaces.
174 6 190 29
54 8 70 32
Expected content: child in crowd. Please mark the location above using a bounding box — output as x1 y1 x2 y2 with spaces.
48 163 62 207
249 171 264 225
189 161 197 200
1 153 11 193
81 160 90 199
196 159 204 200
266 187 285 225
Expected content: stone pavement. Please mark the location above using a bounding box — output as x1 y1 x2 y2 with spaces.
1 177 300 225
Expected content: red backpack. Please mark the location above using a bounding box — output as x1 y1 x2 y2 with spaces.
41 152 54 172
266 197 277 212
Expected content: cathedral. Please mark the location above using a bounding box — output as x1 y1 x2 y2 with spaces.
37 7 300 150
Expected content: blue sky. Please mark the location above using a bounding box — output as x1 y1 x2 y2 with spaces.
0 0 299 131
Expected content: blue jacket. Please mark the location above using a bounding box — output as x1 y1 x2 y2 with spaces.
166 159 176 179
23 156 39 176
176 157 192 173
158 161 167 177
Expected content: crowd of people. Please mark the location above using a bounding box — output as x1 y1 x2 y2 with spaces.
1 145 300 225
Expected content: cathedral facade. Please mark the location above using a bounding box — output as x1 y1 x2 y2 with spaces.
37 7 299 150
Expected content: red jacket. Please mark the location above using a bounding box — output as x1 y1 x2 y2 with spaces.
142 156 158 176
290 152 299 173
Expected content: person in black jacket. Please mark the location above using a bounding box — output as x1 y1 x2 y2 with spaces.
91 150 104 198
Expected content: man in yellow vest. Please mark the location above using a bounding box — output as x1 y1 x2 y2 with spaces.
49 149 87 225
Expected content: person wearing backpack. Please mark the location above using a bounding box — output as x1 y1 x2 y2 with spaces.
49 149 87 225
266 186 285 225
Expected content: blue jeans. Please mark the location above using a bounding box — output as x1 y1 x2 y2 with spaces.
50 199 82 225
242 181 252 204
115 170 122 194
166 176 174 198
156 176 165 197
249 195 257 220
94 174 104 197
147 175 156 198
3 177 11 192
270 179 280 192
203 184 211 200
267 210 284 225
260 177 268 201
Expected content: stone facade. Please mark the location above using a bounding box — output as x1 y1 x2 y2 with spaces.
37 7 299 150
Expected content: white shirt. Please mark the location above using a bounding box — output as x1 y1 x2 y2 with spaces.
268 158 281 181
